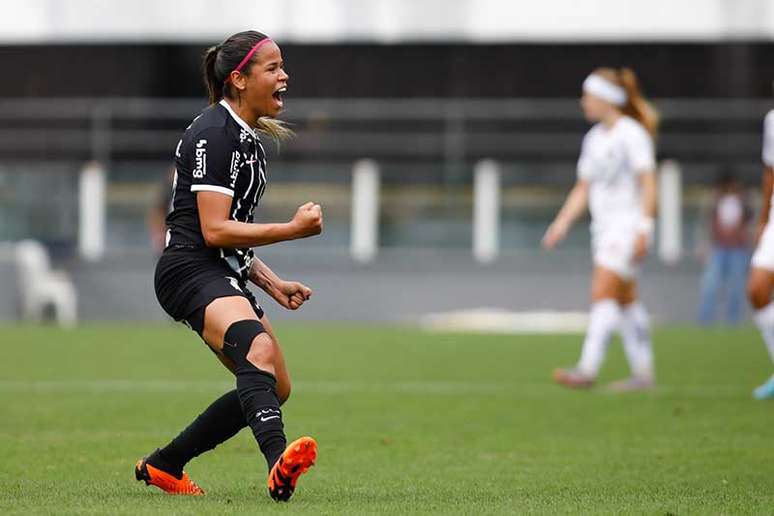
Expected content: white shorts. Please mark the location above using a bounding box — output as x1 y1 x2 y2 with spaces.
592 229 639 280
752 222 774 271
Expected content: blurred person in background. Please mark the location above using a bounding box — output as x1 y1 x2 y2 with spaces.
747 108 774 399
135 30 322 501
696 171 752 326
543 68 659 392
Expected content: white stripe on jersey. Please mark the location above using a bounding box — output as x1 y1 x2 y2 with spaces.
190 184 234 197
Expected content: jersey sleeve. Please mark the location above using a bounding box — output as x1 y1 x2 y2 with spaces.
189 126 238 197
763 111 774 167
576 132 593 181
624 123 656 174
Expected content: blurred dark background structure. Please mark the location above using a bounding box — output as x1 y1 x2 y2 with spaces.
2 0 773 325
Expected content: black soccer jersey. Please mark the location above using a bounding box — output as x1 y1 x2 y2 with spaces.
165 99 268 279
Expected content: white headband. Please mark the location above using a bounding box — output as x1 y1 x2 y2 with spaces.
583 74 627 106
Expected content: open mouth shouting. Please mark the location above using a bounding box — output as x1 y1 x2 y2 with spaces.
272 85 287 109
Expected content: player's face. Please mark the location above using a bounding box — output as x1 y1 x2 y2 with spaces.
244 41 289 118
580 92 612 122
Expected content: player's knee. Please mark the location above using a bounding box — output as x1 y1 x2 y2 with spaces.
245 332 277 369
748 279 769 309
277 381 291 405
222 319 268 371
591 286 615 303
617 291 634 306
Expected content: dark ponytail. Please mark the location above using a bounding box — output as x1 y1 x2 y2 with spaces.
203 44 222 105
201 30 293 142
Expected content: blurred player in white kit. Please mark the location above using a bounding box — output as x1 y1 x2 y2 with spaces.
543 67 659 391
747 108 774 399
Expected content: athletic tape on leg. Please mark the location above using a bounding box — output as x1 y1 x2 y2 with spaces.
222 319 286 469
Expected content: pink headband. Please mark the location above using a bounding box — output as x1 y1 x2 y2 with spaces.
226 38 274 84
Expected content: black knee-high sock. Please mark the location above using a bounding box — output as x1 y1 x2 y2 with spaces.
236 367 287 470
223 320 287 471
153 390 246 477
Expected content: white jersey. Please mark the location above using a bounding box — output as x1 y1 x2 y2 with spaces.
752 110 774 271
577 116 656 235
763 110 774 167
762 110 774 219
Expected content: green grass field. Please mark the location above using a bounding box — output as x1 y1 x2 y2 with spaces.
1 323 774 515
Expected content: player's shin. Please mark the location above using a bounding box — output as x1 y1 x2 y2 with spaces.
577 299 622 378
620 301 654 379
754 302 774 364
154 389 246 476
223 320 287 470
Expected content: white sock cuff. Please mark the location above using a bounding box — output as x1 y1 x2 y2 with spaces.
591 299 621 316
622 300 643 314
623 301 649 324
755 302 774 327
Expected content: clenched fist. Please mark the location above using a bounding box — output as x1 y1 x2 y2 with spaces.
273 281 313 310
290 202 323 239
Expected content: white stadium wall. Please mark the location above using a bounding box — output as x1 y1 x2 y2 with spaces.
2 0 774 43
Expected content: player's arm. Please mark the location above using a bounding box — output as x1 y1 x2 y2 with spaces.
542 179 589 250
757 112 774 244
191 127 323 248
757 167 774 244
248 256 312 310
198 194 322 248
633 171 657 260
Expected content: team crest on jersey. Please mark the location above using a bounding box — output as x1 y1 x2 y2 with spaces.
193 139 207 178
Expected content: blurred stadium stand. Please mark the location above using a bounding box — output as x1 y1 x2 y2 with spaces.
0 96 768 250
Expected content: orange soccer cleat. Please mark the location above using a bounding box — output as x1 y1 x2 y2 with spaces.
135 454 205 496
267 436 317 502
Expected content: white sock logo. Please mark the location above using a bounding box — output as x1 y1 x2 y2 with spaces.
256 408 281 422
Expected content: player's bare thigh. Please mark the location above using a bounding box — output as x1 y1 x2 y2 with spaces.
591 266 631 304
748 267 774 310
620 279 639 306
200 296 292 403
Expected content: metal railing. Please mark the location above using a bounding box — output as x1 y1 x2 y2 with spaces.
0 97 770 184
0 97 768 253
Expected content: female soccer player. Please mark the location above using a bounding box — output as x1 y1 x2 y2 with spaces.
747 108 774 399
134 30 321 501
542 68 659 391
